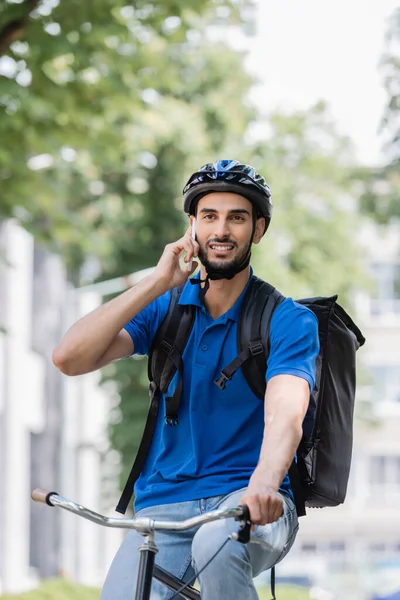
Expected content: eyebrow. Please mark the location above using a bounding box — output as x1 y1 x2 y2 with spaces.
199 208 251 216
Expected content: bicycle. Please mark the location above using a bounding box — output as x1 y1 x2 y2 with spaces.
31 488 264 600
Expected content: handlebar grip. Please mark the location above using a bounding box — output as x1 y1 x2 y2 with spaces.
31 489 58 506
235 504 251 544
237 504 251 522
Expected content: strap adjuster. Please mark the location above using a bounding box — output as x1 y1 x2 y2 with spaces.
214 373 231 390
160 340 173 354
249 342 264 357
165 415 178 426
149 381 158 396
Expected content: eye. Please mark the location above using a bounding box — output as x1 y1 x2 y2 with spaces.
231 215 245 221
203 213 216 220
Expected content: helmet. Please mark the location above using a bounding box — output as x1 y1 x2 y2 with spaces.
183 160 272 232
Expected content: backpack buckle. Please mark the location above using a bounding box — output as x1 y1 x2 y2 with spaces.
165 415 178 426
214 373 231 390
249 341 264 357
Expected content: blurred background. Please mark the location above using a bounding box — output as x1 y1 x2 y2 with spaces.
0 0 399 599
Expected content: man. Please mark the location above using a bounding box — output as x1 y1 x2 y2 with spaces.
53 160 319 599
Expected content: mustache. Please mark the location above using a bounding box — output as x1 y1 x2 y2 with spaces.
206 238 238 248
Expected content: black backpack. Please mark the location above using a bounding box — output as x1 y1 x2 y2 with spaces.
116 276 365 516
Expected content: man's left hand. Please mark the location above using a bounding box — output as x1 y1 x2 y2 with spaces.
240 470 284 526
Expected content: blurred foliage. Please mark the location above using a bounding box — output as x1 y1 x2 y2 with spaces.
381 7 400 163
0 578 309 600
354 163 400 224
357 7 400 225
0 578 99 599
0 0 368 493
0 0 255 274
259 586 310 600
250 102 365 304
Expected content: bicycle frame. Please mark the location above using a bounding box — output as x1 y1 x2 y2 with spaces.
136 533 200 600
153 565 200 600
31 489 250 600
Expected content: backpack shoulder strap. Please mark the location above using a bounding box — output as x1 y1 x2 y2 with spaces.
149 285 196 424
241 278 305 516
239 276 285 399
116 285 196 514
214 276 284 396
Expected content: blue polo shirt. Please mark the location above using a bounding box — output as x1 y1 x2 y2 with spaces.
124 271 319 512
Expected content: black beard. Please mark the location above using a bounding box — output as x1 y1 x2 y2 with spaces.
197 238 250 275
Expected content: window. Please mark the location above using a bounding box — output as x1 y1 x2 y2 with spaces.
369 543 387 554
329 542 346 553
369 261 400 316
369 365 400 404
369 455 400 499
300 542 317 554
394 265 400 299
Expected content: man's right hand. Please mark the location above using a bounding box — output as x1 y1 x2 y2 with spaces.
52 225 199 377
153 224 199 290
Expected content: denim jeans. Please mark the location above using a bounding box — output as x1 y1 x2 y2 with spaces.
100 488 299 600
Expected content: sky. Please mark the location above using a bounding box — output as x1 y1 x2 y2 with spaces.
241 0 399 166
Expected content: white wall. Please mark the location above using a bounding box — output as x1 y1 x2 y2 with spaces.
0 221 123 594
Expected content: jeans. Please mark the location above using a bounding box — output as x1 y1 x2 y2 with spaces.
100 488 299 600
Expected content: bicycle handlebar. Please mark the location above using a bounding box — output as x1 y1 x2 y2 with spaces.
31 488 58 505
31 489 249 535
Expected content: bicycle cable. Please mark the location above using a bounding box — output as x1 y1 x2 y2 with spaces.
168 537 230 600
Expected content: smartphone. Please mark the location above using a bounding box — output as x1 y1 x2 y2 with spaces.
188 218 196 271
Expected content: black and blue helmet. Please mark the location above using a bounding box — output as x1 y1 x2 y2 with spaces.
183 160 272 232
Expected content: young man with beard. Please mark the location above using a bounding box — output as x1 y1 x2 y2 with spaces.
53 160 319 600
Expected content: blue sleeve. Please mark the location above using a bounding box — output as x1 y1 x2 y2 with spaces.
123 291 171 356
266 298 319 390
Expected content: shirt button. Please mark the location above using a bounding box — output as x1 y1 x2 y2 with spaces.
201 344 208 351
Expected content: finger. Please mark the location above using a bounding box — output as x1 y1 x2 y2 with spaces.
272 500 284 523
185 226 199 257
260 498 283 525
177 237 192 262
246 497 262 524
183 239 199 263
183 245 194 263
240 496 255 530
184 224 195 242
186 260 198 274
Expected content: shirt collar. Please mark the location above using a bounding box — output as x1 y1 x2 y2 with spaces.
178 267 254 322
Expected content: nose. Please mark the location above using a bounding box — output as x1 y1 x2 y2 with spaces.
213 217 231 240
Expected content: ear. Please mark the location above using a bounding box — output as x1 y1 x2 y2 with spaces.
252 217 265 244
189 215 195 226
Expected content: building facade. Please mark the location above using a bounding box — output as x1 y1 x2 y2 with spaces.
0 221 122 594
277 226 400 600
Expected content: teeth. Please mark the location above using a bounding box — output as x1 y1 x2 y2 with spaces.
210 245 233 251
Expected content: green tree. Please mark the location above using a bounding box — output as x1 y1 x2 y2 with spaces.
0 0 255 271
381 7 400 163
100 49 256 489
250 102 365 305
357 7 400 225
